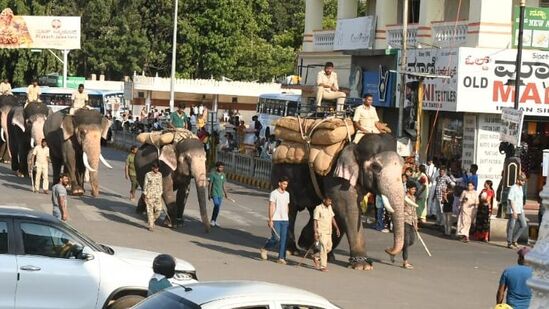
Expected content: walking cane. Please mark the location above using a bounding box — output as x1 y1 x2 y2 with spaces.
415 229 432 257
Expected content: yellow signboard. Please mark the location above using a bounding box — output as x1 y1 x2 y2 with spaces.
0 8 80 50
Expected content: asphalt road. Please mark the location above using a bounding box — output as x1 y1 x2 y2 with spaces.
0 146 523 309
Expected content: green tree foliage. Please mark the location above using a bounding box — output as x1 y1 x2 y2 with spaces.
0 0 305 85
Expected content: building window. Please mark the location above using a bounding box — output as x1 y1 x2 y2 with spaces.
444 0 470 21
428 112 463 171
398 0 421 24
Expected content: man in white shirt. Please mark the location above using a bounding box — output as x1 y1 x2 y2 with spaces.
0 79 12 95
506 174 527 248
26 80 41 103
352 93 381 143
260 176 290 264
70 84 89 115
316 62 346 111
32 139 50 193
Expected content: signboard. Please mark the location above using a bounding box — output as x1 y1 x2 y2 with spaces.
500 107 524 146
333 16 376 51
512 6 549 50
456 47 549 115
461 114 477 170
476 114 505 194
124 81 134 101
401 48 458 112
0 8 80 49
361 66 396 108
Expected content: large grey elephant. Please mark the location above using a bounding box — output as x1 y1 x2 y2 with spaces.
43 108 112 196
0 94 19 160
134 134 210 232
271 133 404 269
7 102 50 176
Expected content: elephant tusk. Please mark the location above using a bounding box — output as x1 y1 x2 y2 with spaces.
82 152 97 172
99 153 113 169
0 127 5 143
381 195 395 213
30 138 35 148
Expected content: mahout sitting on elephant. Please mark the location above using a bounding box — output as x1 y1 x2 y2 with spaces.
43 108 112 196
272 123 404 270
134 129 211 232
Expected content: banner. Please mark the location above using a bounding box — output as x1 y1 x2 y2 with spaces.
0 8 80 49
476 114 505 194
333 16 376 51
512 6 549 50
500 107 524 146
361 66 396 108
456 47 549 115
401 48 459 112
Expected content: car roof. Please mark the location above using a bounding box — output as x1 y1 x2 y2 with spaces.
0 206 58 223
166 281 334 306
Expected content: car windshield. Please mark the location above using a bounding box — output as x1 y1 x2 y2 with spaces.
59 221 111 254
133 291 200 309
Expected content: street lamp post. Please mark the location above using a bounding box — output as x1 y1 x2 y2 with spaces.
513 0 526 110
169 0 179 113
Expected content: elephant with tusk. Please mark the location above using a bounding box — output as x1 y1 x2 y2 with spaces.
134 130 211 232
0 94 18 161
44 108 112 197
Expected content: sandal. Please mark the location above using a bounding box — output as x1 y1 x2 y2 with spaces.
319 268 328 272
313 257 320 269
402 263 414 269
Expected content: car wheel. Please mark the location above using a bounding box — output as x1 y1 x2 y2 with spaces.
108 295 145 309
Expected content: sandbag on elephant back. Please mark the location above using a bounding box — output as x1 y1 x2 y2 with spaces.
274 117 354 145
137 128 197 146
309 141 347 176
272 142 308 164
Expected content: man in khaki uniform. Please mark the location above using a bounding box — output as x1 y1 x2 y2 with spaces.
32 139 50 193
143 163 164 231
316 62 346 112
0 79 12 95
26 80 41 103
353 93 381 143
313 197 340 272
70 84 89 115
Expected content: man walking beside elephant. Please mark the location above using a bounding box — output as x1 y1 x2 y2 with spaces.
143 163 164 231
313 197 340 272
31 139 50 194
260 176 290 265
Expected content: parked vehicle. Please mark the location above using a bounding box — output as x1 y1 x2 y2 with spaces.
0 206 197 309
133 280 341 309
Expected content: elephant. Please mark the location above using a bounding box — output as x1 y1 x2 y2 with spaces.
7 102 50 176
43 108 112 196
134 134 210 232
271 133 404 270
0 94 19 160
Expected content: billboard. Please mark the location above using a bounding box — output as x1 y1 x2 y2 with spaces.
361 66 396 108
0 8 80 49
333 16 376 51
456 47 549 115
512 6 549 50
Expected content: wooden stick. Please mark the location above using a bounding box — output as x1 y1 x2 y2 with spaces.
415 229 432 257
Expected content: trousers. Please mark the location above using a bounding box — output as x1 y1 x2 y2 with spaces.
211 196 223 222
402 223 416 261
35 164 49 191
146 196 163 228
443 212 453 236
507 212 527 243
315 87 346 111
316 233 333 269
264 220 289 260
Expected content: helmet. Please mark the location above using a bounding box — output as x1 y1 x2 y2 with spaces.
153 254 176 278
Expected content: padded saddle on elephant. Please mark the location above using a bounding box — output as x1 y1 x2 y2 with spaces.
272 116 355 176
136 128 198 147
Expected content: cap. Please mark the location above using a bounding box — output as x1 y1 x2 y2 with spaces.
517 246 530 257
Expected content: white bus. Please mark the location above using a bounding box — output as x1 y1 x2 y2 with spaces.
256 93 303 137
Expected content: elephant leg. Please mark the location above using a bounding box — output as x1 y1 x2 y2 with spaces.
162 175 177 227
175 177 191 227
328 215 346 263
286 204 300 255
63 140 82 195
51 158 62 186
136 193 146 214
298 208 315 252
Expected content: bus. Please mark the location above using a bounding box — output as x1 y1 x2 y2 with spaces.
11 86 124 115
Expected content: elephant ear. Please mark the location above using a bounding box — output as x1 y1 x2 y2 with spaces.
334 144 360 187
159 144 178 171
11 108 25 132
61 115 74 140
100 117 111 140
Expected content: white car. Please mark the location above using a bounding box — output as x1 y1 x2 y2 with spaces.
0 206 197 309
133 281 341 309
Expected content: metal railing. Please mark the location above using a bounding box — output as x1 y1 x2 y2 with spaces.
431 21 469 48
386 24 420 49
215 150 272 183
313 30 336 51
111 130 138 151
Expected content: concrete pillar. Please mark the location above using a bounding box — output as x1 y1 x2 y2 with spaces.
374 0 398 49
418 0 444 45
527 149 549 307
303 0 324 52
337 0 358 20
466 0 513 48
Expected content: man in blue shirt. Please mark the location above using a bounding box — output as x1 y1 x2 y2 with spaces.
496 247 532 309
506 173 527 249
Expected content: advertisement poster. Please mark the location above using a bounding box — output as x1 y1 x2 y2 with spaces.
513 6 549 50
456 47 549 115
361 66 395 108
476 114 505 193
461 114 477 170
333 16 376 51
0 8 80 49
500 107 524 146
401 48 459 112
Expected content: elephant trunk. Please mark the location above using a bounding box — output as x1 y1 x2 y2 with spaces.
384 188 405 256
195 184 211 233
30 117 46 149
82 131 101 197
191 157 211 232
